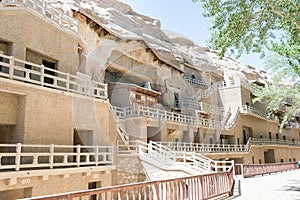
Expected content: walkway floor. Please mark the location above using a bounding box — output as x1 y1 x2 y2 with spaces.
227 169 300 200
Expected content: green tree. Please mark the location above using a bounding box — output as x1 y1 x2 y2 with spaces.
194 0 300 129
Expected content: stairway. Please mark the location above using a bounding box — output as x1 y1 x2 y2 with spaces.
195 81 227 100
135 141 233 181
110 105 129 145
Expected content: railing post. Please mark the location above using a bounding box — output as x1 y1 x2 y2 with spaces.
9 56 14 79
49 144 54 169
15 143 22 171
95 145 99 166
66 73 70 91
76 145 81 167
241 164 244 177
59 11 63 27
41 65 45 86
42 0 46 18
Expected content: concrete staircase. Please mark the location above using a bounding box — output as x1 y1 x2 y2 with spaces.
110 105 129 145
135 141 233 181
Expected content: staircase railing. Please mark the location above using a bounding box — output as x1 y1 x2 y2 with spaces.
119 141 233 174
109 105 129 145
224 107 240 129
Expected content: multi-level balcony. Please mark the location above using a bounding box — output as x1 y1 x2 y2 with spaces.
0 0 79 34
0 54 107 99
181 100 224 115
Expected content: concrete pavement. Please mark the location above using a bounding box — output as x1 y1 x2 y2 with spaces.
227 169 300 200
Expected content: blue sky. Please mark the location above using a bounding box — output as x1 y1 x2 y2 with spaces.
118 0 265 70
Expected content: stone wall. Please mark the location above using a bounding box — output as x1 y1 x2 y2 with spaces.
0 9 79 75
116 155 146 185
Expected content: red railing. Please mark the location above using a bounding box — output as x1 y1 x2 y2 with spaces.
24 167 234 200
236 163 298 178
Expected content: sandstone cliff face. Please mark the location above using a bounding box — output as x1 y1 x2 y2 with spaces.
47 0 273 85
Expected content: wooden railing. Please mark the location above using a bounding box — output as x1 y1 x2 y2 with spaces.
111 105 222 129
235 162 298 178
181 100 225 114
0 54 107 99
0 143 114 171
0 0 79 33
24 167 234 200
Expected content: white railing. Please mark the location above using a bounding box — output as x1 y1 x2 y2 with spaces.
0 54 107 99
249 138 300 146
224 107 240 129
181 100 225 115
156 137 300 155
109 104 129 145
196 79 259 100
285 122 300 129
183 75 207 88
196 80 234 99
221 108 231 127
111 105 222 129
118 141 233 174
240 80 260 94
0 143 114 171
0 0 79 33
241 105 275 120
158 141 249 153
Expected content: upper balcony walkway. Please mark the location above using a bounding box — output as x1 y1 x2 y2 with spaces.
111 105 223 129
195 79 260 100
0 54 108 99
181 100 225 115
240 105 276 121
0 0 79 34
158 138 300 153
183 75 207 88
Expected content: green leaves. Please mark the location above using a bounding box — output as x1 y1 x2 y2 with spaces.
196 0 300 131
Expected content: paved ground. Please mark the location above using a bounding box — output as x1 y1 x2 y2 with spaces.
227 169 300 200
